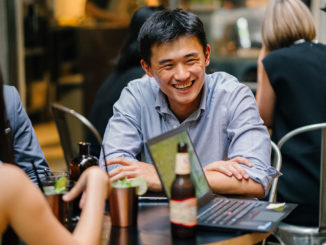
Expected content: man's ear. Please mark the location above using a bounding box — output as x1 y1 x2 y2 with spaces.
140 59 154 77
204 44 211 67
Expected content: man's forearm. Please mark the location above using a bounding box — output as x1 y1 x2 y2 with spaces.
205 171 265 198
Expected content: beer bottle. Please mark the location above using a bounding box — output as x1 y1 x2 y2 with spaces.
170 142 197 238
69 142 98 218
69 142 98 181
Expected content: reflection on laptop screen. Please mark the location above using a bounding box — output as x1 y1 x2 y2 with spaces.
148 129 210 200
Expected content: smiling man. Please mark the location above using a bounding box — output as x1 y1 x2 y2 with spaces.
100 9 277 197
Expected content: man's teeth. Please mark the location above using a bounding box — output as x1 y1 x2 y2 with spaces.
174 81 193 89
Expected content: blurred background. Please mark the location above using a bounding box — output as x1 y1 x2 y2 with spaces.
0 0 325 170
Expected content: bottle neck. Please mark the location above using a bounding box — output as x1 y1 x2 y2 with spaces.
175 152 191 175
79 142 89 156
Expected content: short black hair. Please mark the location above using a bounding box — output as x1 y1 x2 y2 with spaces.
138 8 207 65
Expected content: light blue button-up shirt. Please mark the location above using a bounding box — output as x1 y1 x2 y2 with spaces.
100 72 278 196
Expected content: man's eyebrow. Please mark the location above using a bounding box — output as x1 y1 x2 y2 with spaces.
158 58 173 65
158 52 200 65
185 52 199 58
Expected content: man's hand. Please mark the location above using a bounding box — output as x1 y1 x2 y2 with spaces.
203 157 264 197
204 157 252 180
105 158 162 192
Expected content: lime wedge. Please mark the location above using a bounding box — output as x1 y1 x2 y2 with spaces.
112 177 132 188
129 177 148 196
54 176 67 194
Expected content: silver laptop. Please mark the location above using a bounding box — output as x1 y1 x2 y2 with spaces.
146 125 296 233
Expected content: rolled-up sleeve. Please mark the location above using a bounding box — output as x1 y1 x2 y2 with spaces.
226 84 280 196
242 163 281 197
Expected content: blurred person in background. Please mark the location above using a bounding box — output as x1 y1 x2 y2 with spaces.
0 68 49 185
0 69 111 244
89 5 164 157
256 0 326 226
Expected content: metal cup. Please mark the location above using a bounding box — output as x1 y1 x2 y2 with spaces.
46 193 71 226
109 187 138 227
109 226 139 245
41 173 73 229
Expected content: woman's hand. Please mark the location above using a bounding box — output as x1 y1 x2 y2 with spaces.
62 166 111 208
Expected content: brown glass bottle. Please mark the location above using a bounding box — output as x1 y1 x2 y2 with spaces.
69 142 98 181
170 142 197 238
69 142 98 218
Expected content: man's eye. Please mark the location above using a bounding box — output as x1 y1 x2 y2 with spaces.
186 59 196 64
163 64 173 69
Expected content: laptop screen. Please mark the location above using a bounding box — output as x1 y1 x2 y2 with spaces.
146 126 210 200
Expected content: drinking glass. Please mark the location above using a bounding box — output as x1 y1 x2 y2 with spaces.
41 172 73 229
109 186 138 227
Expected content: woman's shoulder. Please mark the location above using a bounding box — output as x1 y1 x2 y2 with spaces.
266 41 325 59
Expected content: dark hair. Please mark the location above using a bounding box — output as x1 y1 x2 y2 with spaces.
116 6 165 71
0 69 15 163
138 8 208 65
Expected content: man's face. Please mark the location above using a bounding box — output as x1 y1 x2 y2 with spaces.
141 36 210 118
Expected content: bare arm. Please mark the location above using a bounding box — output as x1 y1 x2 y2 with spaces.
255 46 276 127
0 164 110 245
64 166 111 244
203 158 265 198
205 171 265 198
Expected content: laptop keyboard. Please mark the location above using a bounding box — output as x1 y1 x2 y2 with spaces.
197 198 263 226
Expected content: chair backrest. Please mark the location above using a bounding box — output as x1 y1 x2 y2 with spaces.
274 123 326 232
50 103 102 168
268 141 282 203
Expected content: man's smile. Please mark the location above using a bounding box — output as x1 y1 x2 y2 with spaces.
172 80 195 90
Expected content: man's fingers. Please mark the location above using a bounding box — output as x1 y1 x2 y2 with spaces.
109 165 136 177
229 163 250 180
205 163 232 177
204 161 249 180
226 165 243 180
105 157 134 166
217 166 233 177
231 157 252 167
109 171 137 182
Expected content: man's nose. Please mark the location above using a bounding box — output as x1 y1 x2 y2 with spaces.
174 63 190 81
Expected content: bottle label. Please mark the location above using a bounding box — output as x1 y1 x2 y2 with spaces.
170 197 197 227
175 153 191 175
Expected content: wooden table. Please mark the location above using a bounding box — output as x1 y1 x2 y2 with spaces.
101 202 272 245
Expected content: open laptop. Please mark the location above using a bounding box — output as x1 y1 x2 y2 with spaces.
146 125 297 233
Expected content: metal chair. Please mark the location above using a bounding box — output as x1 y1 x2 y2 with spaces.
269 123 326 245
50 103 102 168
261 140 282 245
269 141 282 203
